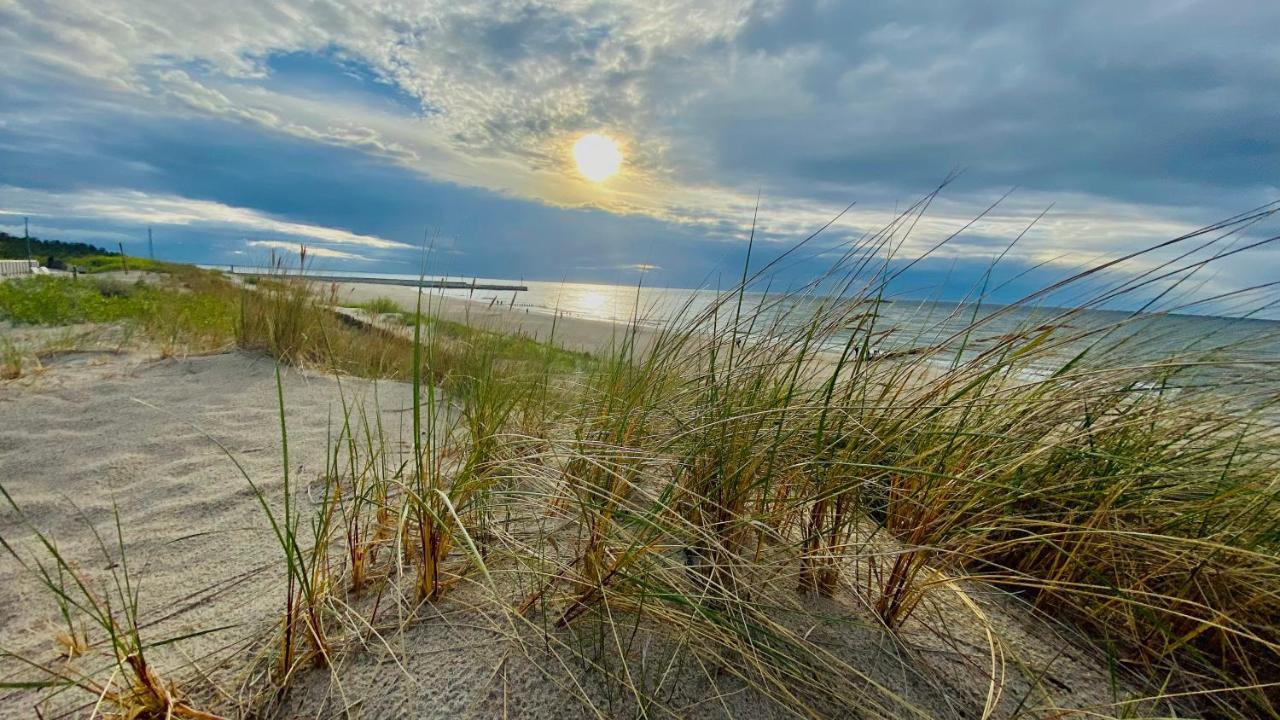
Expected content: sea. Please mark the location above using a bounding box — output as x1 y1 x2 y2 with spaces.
213 266 1280 390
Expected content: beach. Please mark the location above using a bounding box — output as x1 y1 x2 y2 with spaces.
0 348 1122 719
0 352 429 715
7 4 1280 715
1 350 729 719
329 280 668 356
0 267 1274 719
0 283 1112 720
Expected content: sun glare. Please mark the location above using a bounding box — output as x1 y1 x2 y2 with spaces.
573 133 623 182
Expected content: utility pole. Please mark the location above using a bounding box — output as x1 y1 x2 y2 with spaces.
148 227 154 261
24 217 32 270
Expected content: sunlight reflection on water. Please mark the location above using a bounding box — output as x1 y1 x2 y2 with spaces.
214 267 1280 382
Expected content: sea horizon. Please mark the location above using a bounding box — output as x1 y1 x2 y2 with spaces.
206 263 1280 327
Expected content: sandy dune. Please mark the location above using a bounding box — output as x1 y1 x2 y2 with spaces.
0 351 964 719
0 327 1127 718
0 352 419 717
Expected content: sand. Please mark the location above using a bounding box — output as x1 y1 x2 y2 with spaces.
0 297 1135 718
0 351 950 719
0 351 420 717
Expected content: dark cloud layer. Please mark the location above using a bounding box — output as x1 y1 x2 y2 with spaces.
696 0 1280 206
1 0 1276 312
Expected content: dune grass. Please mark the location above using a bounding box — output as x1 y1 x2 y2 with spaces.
236 274 590 387
354 295 402 315
0 272 233 336
68 254 173 274
0 265 587 385
0 269 239 360
3 200 1280 718
0 488 230 719
220 202 1279 717
349 296 588 372
0 338 24 379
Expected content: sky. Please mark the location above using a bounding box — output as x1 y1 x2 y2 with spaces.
1 0 1277 310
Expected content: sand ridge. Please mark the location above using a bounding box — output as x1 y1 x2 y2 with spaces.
0 351 957 719
0 352 419 717
0 341 1134 719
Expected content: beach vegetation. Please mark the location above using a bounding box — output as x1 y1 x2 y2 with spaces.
0 489 227 719
0 232 173 274
1 338 24 379
3 201 1280 718
356 295 401 315
207 202 1279 718
0 272 236 348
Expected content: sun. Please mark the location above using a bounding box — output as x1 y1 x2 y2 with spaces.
572 133 623 182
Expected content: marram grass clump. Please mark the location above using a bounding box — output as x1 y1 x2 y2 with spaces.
4 198 1280 719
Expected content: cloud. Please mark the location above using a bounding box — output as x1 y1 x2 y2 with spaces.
1 0 1277 309
245 239 369 261
0 186 410 250
712 1 1280 204
574 262 665 273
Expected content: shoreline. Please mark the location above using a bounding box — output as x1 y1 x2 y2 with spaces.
330 280 668 356
329 280 958 385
